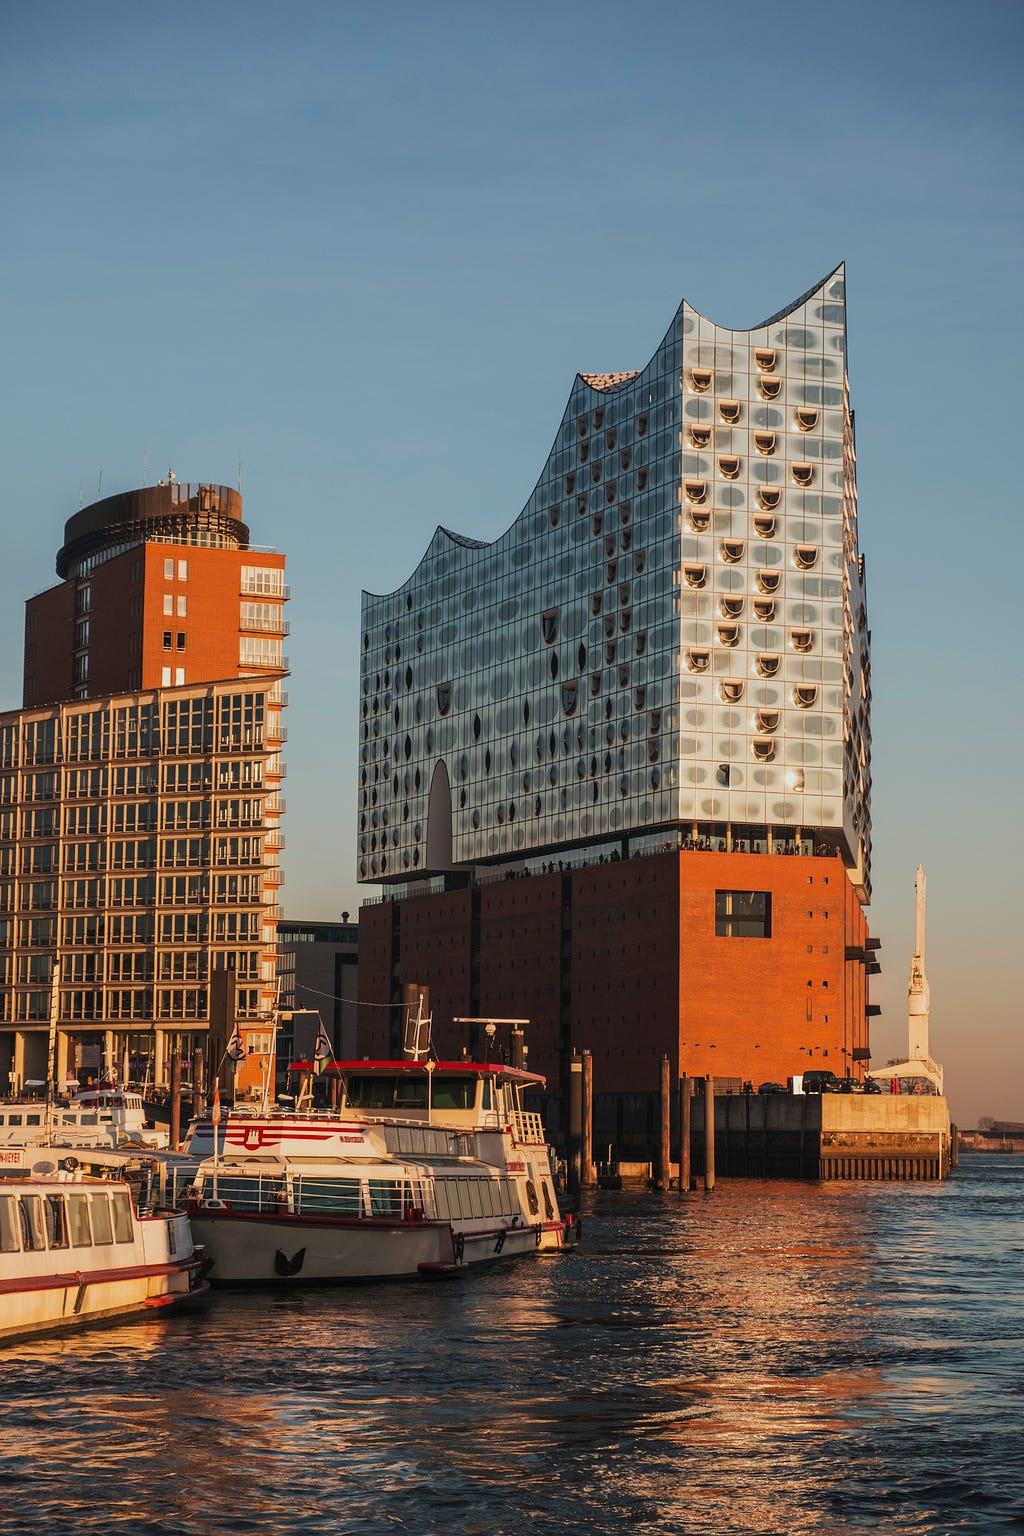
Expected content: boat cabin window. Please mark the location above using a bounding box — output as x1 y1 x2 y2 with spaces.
111 1191 134 1242
295 1176 363 1216
344 1073 477 1112
18 1195 46 1251
67 1193 93 1247
91 1196 114 1245
0 1195 20 1251
367 1179 404 1216
45 1194 68 1248
6 1114 22 1127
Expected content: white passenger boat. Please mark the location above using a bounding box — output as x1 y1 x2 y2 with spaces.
185 1060 576 1283
0 1169 209 1342
0 1087 169 1152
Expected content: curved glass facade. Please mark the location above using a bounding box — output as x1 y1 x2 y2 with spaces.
359 265 870 897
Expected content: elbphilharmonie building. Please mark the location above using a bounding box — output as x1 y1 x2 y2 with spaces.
358 266 874 1110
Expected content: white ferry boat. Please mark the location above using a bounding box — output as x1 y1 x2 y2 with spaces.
185 1060 576 1283
0 1167 210 1342
0 1087 169 1152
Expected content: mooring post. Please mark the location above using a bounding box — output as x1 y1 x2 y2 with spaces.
704 1073 715 1192
582 1049 595 1188
658 1055 671 1189
191 1047 206 1120
169 1052 182 1151
568 1052 583 1197
679 1074 691 1193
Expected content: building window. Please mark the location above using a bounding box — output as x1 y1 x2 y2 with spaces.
754 348 776 372
162 667 172 686
541 609 558 644
715 890 771 938
178 560 188 580
163 594 173 616
164 559 174 579
163 632 172 651
176 632 186 651
690 426 711 448
718 401 740 424
241 566 284 596
177 595 187 617
689 368 712 393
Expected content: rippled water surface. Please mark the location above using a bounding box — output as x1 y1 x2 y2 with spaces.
2 1157 1022 1535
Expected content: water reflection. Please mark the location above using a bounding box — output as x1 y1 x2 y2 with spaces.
2 1163 1021 1534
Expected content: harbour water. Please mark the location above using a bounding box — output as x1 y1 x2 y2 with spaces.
2 1157 1021 1535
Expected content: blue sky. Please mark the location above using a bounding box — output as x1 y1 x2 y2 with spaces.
1 0 1021 1127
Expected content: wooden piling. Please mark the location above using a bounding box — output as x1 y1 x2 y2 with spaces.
679 1074 691 1193
582 1050 595 1188
191 1047 206 1120
169 1053 182 1151
658 1055 671 1190
568 1053 583 1196
704 1074 715 1192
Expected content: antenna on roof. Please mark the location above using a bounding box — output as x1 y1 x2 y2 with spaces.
143 449 147 487
238 457 242 493
98 470 102 497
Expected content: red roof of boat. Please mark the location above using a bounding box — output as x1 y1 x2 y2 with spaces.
287 1059 546 1086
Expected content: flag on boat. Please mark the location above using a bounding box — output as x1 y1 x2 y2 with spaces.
211 1079 221 1126
312 1017 333 1074
226 1027 246 1062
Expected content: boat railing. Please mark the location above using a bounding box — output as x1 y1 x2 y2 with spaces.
186 1167 429 1219
511 1110 547 1146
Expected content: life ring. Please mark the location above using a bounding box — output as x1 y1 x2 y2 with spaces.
60 1156 79 1173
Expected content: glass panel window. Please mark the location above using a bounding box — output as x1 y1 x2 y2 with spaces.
715 890 772 938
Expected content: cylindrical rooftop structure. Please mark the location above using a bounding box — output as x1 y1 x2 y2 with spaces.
57 482 248 579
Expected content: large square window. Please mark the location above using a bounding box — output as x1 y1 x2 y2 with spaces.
715 890 771 938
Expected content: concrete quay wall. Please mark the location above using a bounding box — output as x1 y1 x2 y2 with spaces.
685 1093 953 1182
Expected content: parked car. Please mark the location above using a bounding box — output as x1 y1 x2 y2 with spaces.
862 1077 883 1094
838 1077 864 1093
757 1081 788 1095
801 1070 841 1094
